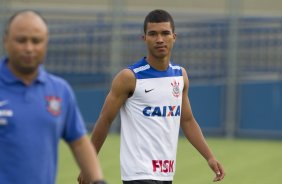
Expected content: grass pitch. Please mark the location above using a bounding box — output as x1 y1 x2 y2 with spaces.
57 134 282 184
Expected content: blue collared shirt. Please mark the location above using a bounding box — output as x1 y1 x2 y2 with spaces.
0 57 86 184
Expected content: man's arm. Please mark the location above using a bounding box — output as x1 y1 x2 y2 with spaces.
90 69 136 153
180 68 225 182
69 135 104 183
77 69 135 184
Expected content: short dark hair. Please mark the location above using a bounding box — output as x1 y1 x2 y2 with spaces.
143 9 175 34
4 10 47 36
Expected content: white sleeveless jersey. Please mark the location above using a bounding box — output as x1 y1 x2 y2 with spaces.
120 58 184 181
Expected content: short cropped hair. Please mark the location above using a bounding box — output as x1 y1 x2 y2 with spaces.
143 9 175 34
4 10 47 36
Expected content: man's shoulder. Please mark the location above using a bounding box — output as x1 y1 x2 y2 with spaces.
45 72 66 82
128 58 149 74
169 62 182 69
44 72 72 90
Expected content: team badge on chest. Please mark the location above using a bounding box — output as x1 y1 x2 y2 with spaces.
171 80 180 98
46 96 61 116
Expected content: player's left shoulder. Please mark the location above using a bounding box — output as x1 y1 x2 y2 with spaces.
180 67 188 76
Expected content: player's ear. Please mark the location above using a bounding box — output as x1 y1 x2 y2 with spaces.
3 35 8 50
173 33 177 41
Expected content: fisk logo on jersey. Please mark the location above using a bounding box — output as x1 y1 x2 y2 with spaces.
143 105 181 117
152 160 174 173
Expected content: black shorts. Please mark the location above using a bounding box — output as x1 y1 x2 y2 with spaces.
123 180 172 184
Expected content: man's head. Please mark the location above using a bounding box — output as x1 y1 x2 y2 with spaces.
143 9 176 61
3 10 48 77
143 9 175 34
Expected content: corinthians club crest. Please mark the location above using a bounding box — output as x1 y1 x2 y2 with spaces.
171 80 180 98
46 96 61 116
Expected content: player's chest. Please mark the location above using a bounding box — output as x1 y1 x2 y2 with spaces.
134 77 183 103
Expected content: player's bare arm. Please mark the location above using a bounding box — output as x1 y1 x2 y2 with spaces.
91 69 136 153
180 67 225 182
180 67 211 157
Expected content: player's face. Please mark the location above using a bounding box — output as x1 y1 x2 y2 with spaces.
4 13 48 76
143 22 176 60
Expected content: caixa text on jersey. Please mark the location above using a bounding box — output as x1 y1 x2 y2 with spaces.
143 105 181 117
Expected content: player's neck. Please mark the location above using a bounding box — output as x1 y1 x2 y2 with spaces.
146 55 170 71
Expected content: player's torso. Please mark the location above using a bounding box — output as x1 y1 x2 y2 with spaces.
120 59 184 180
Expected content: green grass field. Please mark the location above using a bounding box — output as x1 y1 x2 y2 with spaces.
57 134 282 184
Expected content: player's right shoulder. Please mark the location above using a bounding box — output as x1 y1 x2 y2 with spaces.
113 69 135 86
117 68 136 81
112 69 136 96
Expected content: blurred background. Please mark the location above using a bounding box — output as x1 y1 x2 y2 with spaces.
0 0 282 139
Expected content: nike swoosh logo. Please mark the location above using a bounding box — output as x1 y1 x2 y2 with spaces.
145 89 154 93
0 100 8 107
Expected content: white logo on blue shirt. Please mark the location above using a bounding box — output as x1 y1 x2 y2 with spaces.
0 100 8 107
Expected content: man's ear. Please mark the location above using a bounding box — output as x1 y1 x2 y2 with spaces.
173 33 177 41
3 35 7 50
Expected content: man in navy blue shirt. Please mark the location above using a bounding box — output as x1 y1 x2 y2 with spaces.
0 10 106 184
